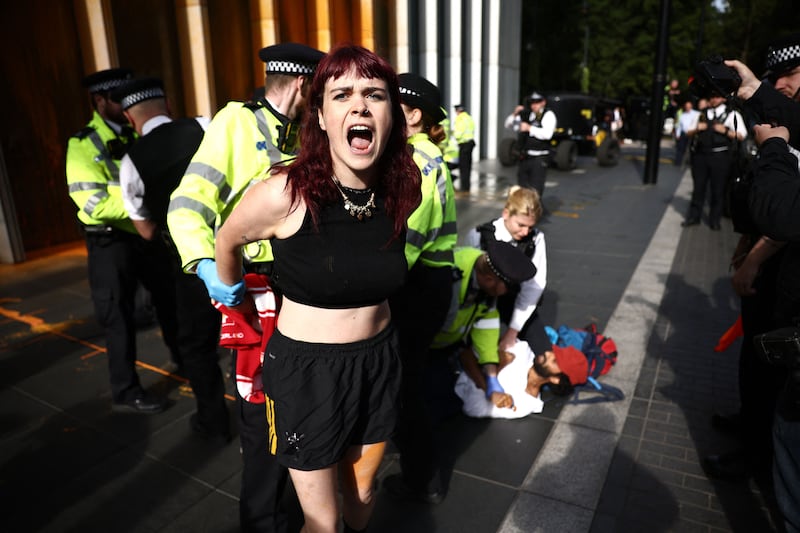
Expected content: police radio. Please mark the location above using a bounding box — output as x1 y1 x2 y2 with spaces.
277 121 300 154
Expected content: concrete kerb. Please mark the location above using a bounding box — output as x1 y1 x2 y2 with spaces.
498 169 692 532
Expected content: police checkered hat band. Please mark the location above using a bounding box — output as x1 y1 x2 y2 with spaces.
110 78 165 110
259 43 325 76
82 68 134 94
120 87 165 110
399 86 421 98
266 60 316 75
764 33 800 77
88 78 130 93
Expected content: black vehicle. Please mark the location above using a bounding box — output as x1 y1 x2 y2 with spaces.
499 93 622 170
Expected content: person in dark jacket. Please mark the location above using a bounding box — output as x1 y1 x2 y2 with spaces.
113 77 231 444
727 34 800 532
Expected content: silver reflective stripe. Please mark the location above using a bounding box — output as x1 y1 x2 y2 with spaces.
440 220 457 235
410 146 457 264
414 147 450 225
168 195 217 225
87 130 119 180
184 162 231 204
409 226 456 263
414 147 442 177
435 163 448 208
420 248 454 264
254 108 283 161
409 219 453 246
421 220 457 249
406 228 426 249
69 181 107 193
84 190 110 215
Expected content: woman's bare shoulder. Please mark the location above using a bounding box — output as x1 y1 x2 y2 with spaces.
244 171 292 211
256 170 305 238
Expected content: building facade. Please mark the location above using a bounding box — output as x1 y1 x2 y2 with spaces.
0 0 521 262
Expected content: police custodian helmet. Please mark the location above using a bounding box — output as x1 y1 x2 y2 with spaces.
82 68 134 94
398 72 446 123
110 78 166 111
763 33 800 79
485 239 537 286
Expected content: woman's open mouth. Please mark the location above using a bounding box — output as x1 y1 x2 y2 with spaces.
348 125 374 153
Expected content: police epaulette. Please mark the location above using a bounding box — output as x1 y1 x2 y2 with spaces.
243 100 264 112
73 126 95 139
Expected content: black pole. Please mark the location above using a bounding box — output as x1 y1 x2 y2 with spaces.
643 0 671 185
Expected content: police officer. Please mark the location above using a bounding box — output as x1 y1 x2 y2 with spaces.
452 103 475 193
683 90 747 230
431 240 537 401
387 240 535 503
504 91 557 197
167 43 324 533
467 186 549 355
386 73 457 504
111 78 230 442
66 68 180 414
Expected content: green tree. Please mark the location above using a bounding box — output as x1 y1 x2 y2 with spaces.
705 0 800 70
518 0 798 103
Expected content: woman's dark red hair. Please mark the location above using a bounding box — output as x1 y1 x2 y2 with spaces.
284 43 421 239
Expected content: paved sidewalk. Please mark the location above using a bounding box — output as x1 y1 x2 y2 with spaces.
589 172 782 532
0 143 781 532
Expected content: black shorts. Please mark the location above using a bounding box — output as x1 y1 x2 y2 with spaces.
263 324 401 471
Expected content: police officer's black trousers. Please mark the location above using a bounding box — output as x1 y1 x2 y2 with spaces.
85 231 179 402
518 156 548 198
390 263 454 492
232 349 290 533
689 151 731 226
174 271 229 433
458 141 475 192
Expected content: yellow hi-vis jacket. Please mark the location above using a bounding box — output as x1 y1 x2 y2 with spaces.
430 246 500 366
438 117 459 165
453 110 475 144
167 100 297 271
406 132 457 270
66 111 137 233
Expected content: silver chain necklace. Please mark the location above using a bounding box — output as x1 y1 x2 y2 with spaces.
331 175 376 220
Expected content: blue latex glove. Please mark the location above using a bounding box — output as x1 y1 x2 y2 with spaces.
196 258 245 306
485 375 504 399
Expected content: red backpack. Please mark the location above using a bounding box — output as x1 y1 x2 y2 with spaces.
581 323 618 378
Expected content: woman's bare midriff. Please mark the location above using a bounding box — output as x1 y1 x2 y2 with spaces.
276 297 392 343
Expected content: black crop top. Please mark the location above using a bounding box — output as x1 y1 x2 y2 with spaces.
270 191 407 309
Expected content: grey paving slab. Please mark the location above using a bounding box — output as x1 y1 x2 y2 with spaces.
159 489 241 533
37 447 233 532
523 418 619 506
373 465 517 533
438 414 554 487
499 492 594 533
